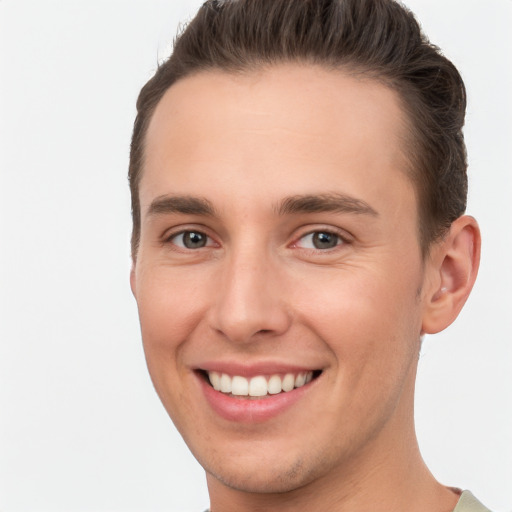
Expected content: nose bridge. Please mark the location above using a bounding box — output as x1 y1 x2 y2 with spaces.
210 241 290 343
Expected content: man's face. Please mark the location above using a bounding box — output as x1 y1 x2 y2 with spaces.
132 65 434 493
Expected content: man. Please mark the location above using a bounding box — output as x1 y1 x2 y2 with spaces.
128 1 487 510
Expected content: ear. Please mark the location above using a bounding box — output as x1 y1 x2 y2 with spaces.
422 215 481 334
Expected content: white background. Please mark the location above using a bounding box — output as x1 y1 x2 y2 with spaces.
0 1 510 511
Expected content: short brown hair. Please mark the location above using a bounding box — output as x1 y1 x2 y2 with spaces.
129 0 467 259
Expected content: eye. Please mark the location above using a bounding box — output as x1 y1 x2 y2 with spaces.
296 231 343 250
169 230 213 249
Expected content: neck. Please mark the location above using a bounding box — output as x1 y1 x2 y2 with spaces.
206 382 459 512
207 441 457 512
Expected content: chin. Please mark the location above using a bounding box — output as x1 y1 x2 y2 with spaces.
207 462 312 494
198 444 335 495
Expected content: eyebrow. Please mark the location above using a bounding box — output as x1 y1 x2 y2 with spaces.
146 192 378 219
147 195 216 217
276 193 379 217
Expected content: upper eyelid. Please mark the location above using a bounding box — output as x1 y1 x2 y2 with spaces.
163 230 219 252
292 225 353 244
162 224 215 241
292 232 345 251
160 224 352 247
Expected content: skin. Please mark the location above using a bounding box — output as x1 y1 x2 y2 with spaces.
131 64 480 511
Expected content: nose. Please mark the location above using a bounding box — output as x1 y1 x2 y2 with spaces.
208 248 292 344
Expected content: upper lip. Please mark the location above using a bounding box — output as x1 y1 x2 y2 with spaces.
196 360 323 377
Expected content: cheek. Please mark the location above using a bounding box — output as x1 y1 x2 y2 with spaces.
134 269 210 432
136 267 208 345
292 264 423 377
298 270 422 439
134 267 211 402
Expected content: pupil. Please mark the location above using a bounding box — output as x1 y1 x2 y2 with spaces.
313 232 337 249
184 231 206 248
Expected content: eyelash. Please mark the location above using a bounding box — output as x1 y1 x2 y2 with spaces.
164 227 349 253
165 230 217 250
292 229 347 251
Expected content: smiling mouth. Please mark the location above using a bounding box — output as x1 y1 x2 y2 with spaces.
201 370 322 398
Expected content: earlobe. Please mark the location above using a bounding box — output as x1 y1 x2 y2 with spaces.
422 215 481 334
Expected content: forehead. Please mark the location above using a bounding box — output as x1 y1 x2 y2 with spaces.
141 64 414 218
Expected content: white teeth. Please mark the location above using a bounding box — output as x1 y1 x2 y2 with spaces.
282 373 295 392
294 373 306 387
207 370 316 397
209 371 221 391
220 373 232 393
249 376 267 397
267 375 282 395
231 375 249 396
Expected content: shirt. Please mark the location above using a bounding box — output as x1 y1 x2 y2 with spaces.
202 489 491 511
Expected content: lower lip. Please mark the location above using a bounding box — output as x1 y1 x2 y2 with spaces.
199 375 314 423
